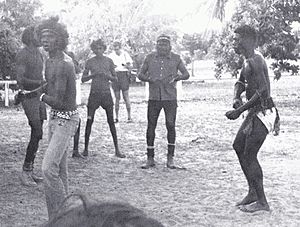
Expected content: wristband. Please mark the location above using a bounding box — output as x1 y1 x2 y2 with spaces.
40 93 45 102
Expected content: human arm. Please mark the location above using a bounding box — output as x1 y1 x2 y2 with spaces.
123 51 133 70
105 58 117 82
137 55 151 82
164 58 190 84
226 56 268 120
81 61 94 83
16 51 44 89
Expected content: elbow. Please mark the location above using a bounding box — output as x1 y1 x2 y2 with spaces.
182 72 190 80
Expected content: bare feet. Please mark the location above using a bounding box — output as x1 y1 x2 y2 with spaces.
239 201 270 213
72 150 86 159
236 193 257 206
115 151 126 158
82 149 89 157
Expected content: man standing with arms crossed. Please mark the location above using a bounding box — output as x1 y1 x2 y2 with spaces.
138 34 190 169
37 17 80 219
225 25 280 213
16 26 46 187
109 41 133 123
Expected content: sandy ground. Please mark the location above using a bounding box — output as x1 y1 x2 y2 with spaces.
1 76 300 227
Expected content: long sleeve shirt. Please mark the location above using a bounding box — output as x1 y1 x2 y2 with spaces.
138 52 189 101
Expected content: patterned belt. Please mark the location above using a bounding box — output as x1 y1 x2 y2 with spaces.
50 109 78 120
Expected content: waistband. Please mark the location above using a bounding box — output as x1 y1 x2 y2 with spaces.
50 109 78 120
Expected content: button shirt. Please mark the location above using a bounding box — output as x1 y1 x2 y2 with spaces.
143 52 187 100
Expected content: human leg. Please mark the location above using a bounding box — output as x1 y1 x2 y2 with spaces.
122 89 132 122
104 104 125 158
233 130 257 205
72 118 84 158
21 98 44 186
141 100 162 169
239 117 269 212
163 101 177 168
83 108 96 156
42 115 79 219
113 90 121 122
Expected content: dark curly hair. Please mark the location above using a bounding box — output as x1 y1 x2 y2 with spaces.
90 39 107 52
37 16 69 50
21 26 36 46
42 194 165 227
234 25 257 42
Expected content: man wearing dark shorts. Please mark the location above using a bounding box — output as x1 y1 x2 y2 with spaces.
16 26 46 187
81 39 125 158
109 41 133 123
225 25 280 213
138 34 190 169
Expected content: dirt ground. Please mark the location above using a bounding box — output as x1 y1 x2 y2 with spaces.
1 76 300 227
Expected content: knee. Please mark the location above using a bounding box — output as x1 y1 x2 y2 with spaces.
166 121 175 131
30 121 43 140
42 159 58 180
115 94 121 101
86 116 94 124
107 116 114 125
233 140 243 154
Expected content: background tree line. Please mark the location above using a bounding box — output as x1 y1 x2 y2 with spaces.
0 0 300 81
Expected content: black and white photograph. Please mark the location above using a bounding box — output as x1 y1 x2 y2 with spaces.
0 0 299 226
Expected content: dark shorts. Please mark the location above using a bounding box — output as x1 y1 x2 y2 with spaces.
22 97 47 122
111 71 130 92
87 92 113 110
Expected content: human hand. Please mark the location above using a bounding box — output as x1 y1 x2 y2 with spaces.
225 109 242 120
168 74 179 83
233 98 243 109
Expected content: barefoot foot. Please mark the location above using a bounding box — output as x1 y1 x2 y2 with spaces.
239 202 270 213
115 151 126 158
236 194 257 206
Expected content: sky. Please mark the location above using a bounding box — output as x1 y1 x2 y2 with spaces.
39 0 237 34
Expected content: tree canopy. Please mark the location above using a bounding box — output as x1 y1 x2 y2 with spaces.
210 0 300 79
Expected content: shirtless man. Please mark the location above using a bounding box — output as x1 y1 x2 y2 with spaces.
81 39 125 158
225 25 279 212
16 26 46 186
37 17 80 219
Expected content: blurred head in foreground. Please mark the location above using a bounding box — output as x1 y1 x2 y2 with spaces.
43 194 165 227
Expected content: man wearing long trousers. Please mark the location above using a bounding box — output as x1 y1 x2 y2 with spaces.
16 26 46 186
138 34 190 169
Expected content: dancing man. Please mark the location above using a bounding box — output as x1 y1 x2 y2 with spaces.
225 25 280 213
37 17 80 219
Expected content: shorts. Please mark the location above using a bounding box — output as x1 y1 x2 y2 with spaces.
87 92 113 110
22 96 47 122
111 71 130 92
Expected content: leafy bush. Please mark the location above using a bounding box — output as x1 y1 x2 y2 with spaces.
210 0 300 79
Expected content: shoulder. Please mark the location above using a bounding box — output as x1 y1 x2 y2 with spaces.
145 52 156 60
248 53 265 69
61 53 75 73
170 52 181 60
16 48 28 61
86 57 95 65
104 55 113 62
